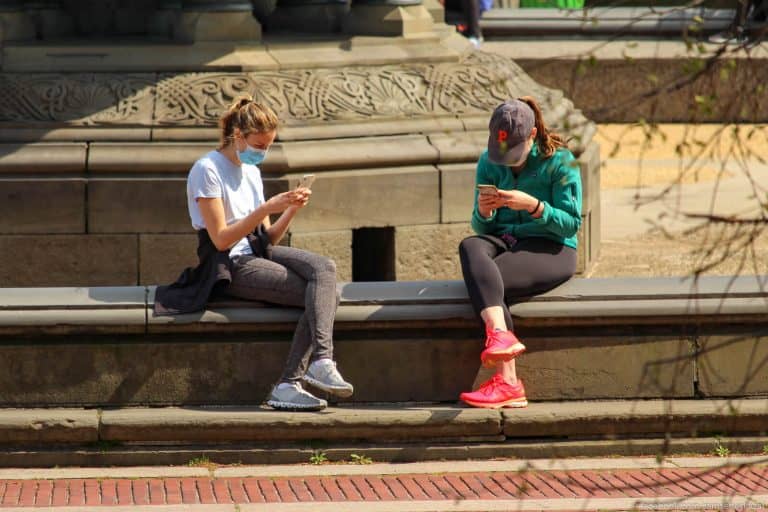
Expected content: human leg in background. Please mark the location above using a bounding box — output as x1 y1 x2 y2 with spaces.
710 0 750 43
748 0 767 42
461 0 483 46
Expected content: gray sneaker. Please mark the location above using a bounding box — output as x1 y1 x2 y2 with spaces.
267 382 327 411
303 359 354 398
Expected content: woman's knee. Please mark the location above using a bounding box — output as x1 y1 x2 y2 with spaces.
458 236 478 257
459 235 492 262
318 255 336 275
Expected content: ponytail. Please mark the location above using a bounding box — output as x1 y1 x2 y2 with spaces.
518 96 566 159
218 95 279 149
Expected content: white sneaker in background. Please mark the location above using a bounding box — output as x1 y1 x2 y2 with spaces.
303 359 354 398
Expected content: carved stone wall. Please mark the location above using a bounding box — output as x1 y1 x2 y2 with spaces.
0 52 593 144
0 50 600 285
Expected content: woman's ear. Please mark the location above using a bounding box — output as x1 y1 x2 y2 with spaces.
530 127 538 140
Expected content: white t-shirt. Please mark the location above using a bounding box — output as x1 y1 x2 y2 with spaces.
187 150 266 257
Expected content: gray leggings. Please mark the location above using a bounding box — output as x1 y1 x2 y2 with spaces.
226 246 340 382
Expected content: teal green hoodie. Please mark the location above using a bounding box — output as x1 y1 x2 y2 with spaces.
471 143 582 249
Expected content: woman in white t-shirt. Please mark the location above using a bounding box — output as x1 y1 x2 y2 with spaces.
187 95 352 411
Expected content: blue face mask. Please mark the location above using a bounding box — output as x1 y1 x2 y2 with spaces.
237 143 267 166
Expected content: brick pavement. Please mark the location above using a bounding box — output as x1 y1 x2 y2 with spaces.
1 463 767 509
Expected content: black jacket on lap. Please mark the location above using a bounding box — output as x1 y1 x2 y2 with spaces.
153 226 272 316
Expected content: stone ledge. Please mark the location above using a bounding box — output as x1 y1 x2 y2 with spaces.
2 436 768 467
0 143 87 174
264 34 461 69
481 7 734 37
100 406 502 443
0 409 98 444
504 399 768 438
2 42 279 73
88 143 211 173
2 399 768 448
1 276 765 335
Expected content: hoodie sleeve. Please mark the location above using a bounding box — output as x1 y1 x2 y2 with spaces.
533 151 582 238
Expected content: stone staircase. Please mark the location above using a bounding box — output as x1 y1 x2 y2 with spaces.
0 275 766 465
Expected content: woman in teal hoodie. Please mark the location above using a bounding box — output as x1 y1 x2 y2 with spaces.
458 96 582 409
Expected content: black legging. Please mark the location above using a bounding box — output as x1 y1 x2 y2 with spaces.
459 235 577 331
735 0 767 31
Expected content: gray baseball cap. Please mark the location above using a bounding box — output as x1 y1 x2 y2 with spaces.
487 99 535 165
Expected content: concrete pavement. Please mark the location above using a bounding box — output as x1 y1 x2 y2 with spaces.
591 123 768 277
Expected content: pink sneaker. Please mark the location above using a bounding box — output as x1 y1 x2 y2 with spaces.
460 374 528 409
480 327 526 367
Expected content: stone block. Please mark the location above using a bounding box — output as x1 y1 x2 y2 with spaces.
289 166 440 232
335 334 483 402
575 211 588 275
589 190 601 267
0 128 151 143
267 2 348 33
88 178 189 233
100 406 500 443
578 139 601 211
422 0 445 23
429 131 486 164
0 143 86 173
342 4 434 37
0 12 36 42
278 135 438 173
0 331 483 406
440 162 475 224
502 399 768 438
697 332 768 397
277 117 464 142
290 229 352 282
88 143 210 173
176 10 261 42
266 35 458 69
0 178 85 234
3 43 276 73
0 409 98 444
0 235 137 286
394 223 473 281
0 338 286 407
139 234 199 286
473 335 695 400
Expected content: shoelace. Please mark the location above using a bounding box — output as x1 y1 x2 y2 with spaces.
485 329 505 348
480 374 507 395
314 360 340 380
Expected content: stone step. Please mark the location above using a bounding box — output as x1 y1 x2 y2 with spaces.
0 276 765 406
481 7 736 37
0 399 767 467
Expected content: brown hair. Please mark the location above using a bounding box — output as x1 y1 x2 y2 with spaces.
218 95 279 149
518 96 566 159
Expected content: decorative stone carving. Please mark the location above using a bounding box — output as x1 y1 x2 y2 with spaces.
154 51 559 125
0 51 590 146
0 74 155 125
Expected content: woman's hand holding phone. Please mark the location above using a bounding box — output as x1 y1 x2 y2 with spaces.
476 184 504 218
290 174 315 209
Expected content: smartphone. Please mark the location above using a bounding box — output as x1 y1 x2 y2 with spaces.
297 174 316 190
476 184 498 195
